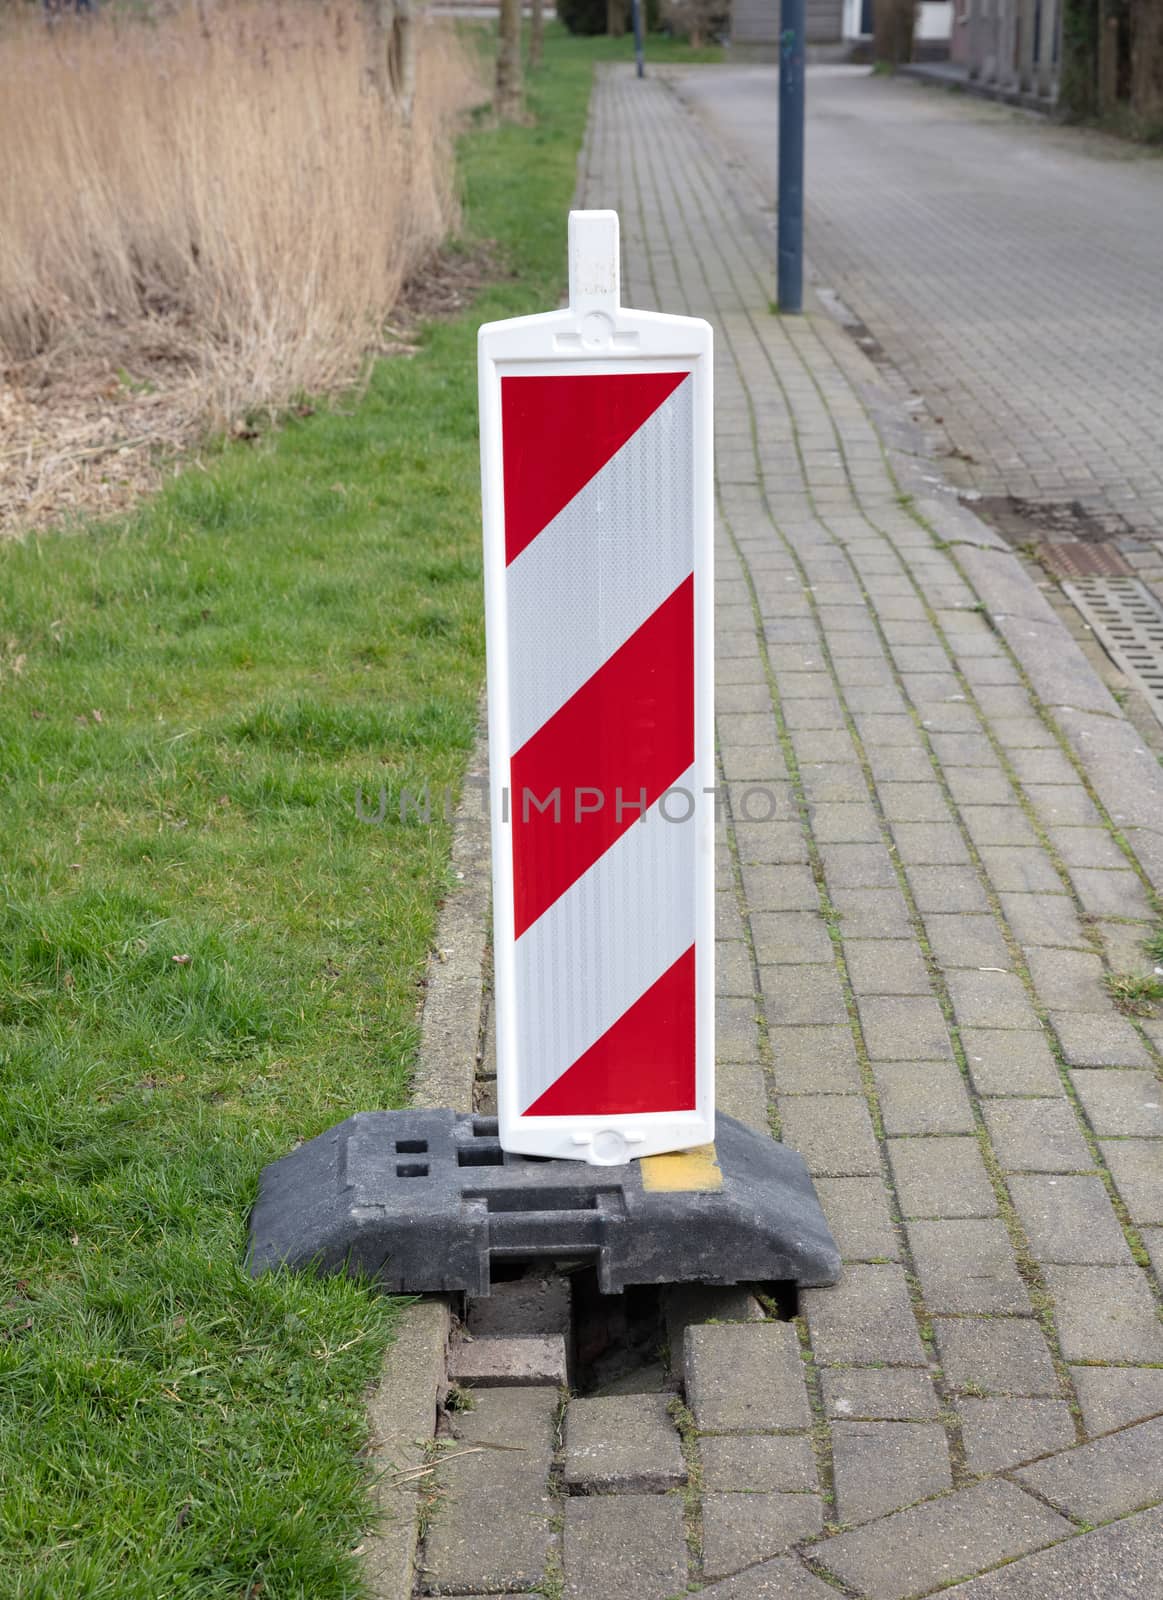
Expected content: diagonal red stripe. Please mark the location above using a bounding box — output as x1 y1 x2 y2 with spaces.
524 946 696 1116
510 575 694 939
501 371 689 565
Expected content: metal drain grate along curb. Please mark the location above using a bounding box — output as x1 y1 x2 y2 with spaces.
1063 576 1163 729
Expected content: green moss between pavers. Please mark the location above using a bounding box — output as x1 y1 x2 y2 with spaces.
0 25 727 1598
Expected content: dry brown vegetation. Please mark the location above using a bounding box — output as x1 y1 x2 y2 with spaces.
0 0 483 532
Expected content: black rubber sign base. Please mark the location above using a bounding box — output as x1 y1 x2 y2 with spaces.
247 1110 841 1295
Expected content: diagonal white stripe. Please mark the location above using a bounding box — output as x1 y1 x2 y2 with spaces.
505 378 694 754
513 764 698 1111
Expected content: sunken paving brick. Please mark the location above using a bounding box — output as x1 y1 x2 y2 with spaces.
831 1421 952 1523
421 1486 554 1596
562 1495 687 1600
563 1393 686 1494
444 1388 558 1490
684 1323 812 1432
701 1492 824 1582
814 1479 1073 1600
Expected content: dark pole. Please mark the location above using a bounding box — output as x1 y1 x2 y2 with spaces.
777 0 805 313
630 0 645 78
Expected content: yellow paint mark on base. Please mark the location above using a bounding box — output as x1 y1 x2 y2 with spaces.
640 1143 723 1193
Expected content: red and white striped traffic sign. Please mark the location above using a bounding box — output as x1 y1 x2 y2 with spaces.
478 211 714 1166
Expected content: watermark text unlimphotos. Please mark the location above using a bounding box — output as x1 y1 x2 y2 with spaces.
355 778 787 826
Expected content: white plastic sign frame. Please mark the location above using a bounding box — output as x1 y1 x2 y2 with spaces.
477 210 714 1167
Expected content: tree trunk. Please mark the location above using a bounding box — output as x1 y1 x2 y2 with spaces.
496 0 524 121
1131 0 1163 127
607 0 626 38
1059 0 1100 117
530 0 544 68
873 0 918 65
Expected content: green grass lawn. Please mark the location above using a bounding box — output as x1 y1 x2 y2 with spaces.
0 23 722 1600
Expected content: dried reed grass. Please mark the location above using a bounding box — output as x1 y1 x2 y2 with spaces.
0 0 482 428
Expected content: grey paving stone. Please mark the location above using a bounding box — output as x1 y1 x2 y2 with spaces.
445 1388 558 1489
761 965 848 1026
717 995 762 1064
663 1284 763 1354
829 885 914 938
1009 1174 1133 1265
740 864 820 913
1043 1266 1163 1362
735 821 812 866
701 1492 823 1582
801 1264 926 1366
858 995 953 1060
422 1486 553 1595
1070 1366 1163 1435
1024 948 1110 1013
981 1099 1093 1172
720 713 780 747
814 1176 900 1262
750 912 834 965
875 1062 975 1135
699 1433 817 1493
923 914 1013 973
563 1393 685 1493
718 892 748 942
821 842 898 889
1095 918 1159 976
717 1060 769 1132
684 1322 812 1432
832 1421 951 1524
814 1479 1072 1600
962 1029 1063 1096
888 1136 997 1218
959 806 1041 848
908 1219 1031 1314
958 1396 1077 1473
978 847 1063 895
934 1315 1059 1396
906 864 990 913
879 782 954 823
891 821 971 866
947 969 1039 1030
867 746 941 784
1144 1225 1163 1280
1006 748 1080 786
809 802 881 843
448 1335 568 1388
769 1025 862 1093
467 1281 571 1342
844 940 932 996
1049 1009 1153 1067
1048 826 1129 872
694 1554 846 1599
777 1095 881 1176
1103 1139 1163 1226
939 1504 1163 1600
1015 1415 1163 1523
1071 867 1154 919
717 939 756 997
1024 784 1104 829
821 1366 941 1421
945 766 1019 806
562 1495 687 1600
800 763 869 805
998 891 1090 951
793 730 860 765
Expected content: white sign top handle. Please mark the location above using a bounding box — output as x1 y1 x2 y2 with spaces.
568 209 621 316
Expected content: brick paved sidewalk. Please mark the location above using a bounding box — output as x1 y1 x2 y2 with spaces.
398 66 1163 1600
